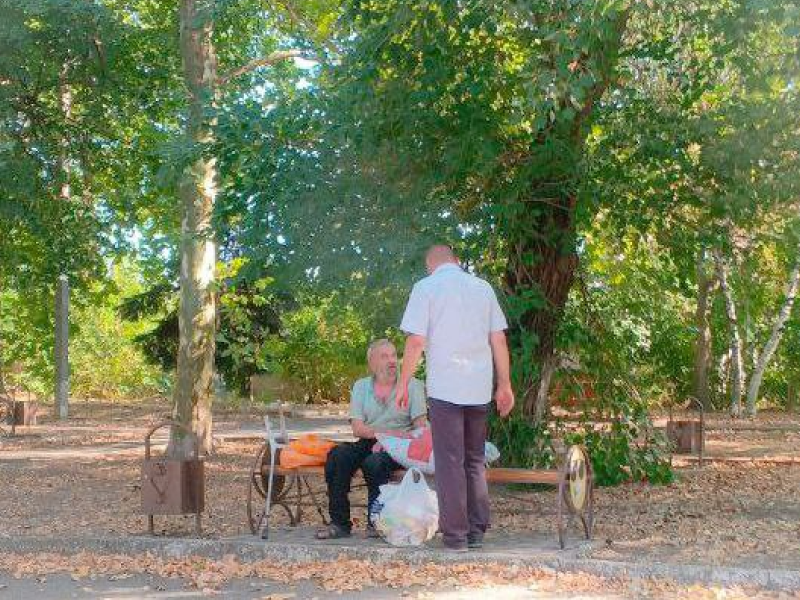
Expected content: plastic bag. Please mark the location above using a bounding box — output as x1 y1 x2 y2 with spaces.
377 427 502 474
373 467 439 547
376 428 434 473
279 448 326 468
279 435 336 468
484 441 501 464
288 434 335 458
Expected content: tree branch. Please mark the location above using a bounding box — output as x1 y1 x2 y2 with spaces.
217 49 311 86
276 0 339 60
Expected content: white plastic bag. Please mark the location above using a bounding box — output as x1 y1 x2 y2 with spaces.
377 428 502 474
484 441 501 464
372 467 439 546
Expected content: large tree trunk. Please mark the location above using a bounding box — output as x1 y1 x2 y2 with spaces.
692 250 715 408
505 196 579 421
172 0 219 457
0 280 5 395
745 256 800 417
54 66 73 419
714 250 745 417
502 10 628 424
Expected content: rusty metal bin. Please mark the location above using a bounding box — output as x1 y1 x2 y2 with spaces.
1 397 37 436
666 397 705 464
141 421 205 535
9 401 37 426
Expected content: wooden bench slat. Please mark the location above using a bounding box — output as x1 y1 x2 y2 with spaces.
485 468 560 485
270 464 561 485
274 465 325 476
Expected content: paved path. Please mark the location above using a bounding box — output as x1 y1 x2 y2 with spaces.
0 417 353 462
0 572 621 599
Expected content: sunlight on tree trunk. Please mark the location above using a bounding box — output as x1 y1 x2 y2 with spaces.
172 0 218 456
714 249 745 417
692 250 715 408
0 282 5 395
745 256 800 417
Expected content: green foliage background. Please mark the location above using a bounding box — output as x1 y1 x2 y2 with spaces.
2 0 800 483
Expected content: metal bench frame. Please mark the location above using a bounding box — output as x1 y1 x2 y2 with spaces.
247 415 594 549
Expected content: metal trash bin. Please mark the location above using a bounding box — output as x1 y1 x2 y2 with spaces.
141 420 205 535
10 401 37 426
666 397 705 464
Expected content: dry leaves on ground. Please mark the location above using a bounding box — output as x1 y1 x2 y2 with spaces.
0 551 797 599
5 405 800 571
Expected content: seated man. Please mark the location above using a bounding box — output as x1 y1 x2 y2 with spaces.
316 338 427 539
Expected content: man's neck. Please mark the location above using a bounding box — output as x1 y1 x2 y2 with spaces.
432 261 460 274
373 375 395 387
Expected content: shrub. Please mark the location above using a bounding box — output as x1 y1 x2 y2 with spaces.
270 295 373 403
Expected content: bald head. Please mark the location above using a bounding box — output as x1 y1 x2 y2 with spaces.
425 245 458 274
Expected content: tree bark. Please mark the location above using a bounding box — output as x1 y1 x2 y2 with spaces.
692 250 715 408
58 63 73 204
0 279 5 395
713 250 745 417
718 348 730 404
501 9 628 424
172 0 219 456
505 195 579 421
55 66 73 419
745 255 800 417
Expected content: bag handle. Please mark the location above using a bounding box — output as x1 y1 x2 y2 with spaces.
400 467 427 489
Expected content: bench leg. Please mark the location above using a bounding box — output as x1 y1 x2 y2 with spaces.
300 474 329 525
557 475 566 550
293 474 304 525
581 469 595 540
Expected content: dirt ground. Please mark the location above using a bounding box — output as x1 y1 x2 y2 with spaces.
2 401 800 573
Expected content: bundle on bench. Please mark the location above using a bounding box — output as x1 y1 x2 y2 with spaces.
246 417 594 549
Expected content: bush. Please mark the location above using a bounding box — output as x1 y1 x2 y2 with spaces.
69 265 167 399
563 418 674 486
270 295 374 403
0 261 168 400
488 411 556 469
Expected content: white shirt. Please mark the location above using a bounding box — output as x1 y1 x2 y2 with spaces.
400 263 508 406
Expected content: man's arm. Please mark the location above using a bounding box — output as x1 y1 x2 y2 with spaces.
396 334 426 408
489 330 515 417
349 380 375 438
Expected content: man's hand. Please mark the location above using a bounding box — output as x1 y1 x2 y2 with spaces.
395 379 409 409
495 383 515 418
396 335 426 409
351 419 376 440
489 331 514 417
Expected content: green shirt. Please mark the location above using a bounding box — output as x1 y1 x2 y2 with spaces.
349 376 427 432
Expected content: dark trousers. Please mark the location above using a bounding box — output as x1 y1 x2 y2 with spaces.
324 438 401 532
429 398 490 548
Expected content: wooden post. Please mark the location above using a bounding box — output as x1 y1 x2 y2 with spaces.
54 274 69 419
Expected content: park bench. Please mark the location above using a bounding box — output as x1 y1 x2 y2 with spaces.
246 415 594 549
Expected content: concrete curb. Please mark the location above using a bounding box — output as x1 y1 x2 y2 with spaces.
0 535 798 591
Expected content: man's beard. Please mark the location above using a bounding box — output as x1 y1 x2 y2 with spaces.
376 366 397 382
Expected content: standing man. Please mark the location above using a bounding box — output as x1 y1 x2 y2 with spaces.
396 245 514 552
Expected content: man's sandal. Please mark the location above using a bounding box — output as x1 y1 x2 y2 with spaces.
315 524 351 540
